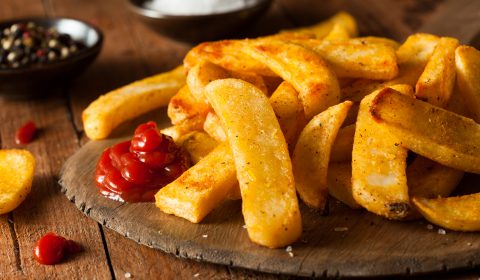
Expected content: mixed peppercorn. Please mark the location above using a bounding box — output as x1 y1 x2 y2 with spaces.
0 22 85 69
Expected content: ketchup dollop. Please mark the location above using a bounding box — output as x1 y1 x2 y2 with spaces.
34 232 82 265
95 121 190 202
15 121 37 145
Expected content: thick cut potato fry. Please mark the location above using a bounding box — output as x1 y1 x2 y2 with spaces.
0 150 35 214
203 112 227 142
352 87 412 219
178 131 218 164
83 66 185 140
167 86 210 133
413 194 480 231
269 82 306 151
415 37 459 107
244 40 340 120
293 101 352 210
155 144 237 223
330 124 355 162
187 61 230 103
312 39 398 80
184 40 276 76
370 90 480 174
205 78 302 248
288 11 357 38
323 23 350 41
407 156 463 199
455 45 480 122
328 162 361 209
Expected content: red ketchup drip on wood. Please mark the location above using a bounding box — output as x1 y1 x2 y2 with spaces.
95 121 190 202
15 121 37 145
34 232 82 265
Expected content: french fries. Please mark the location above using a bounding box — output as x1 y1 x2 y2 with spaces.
330 124 355 163
352 87 411 219
186 61 229 103
269 82 306 151
203 112 227 142
455 45 480 122
415 37 459 107
167 86 211 134
0 150 35 214
155 144 236 223
328 162 360 209
83 66 185 140
205 79 302 248
370 89 480 174
413 194 480 231
244 40 340 119
293 101 352 210
178 131 218 164
288 11 358 39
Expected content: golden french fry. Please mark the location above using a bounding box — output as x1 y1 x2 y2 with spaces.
269 81 306 151
455 45 480 122
203 112 227 142
83 66 185 140
311 39 399 80
288 11 358 38
187 61 230 103
178 131 218 164
155 144 236 223
228 70 268 95
370 89 480 174
352 87 412 219
330 124 355 162
184 40 276 76
323 23 351 41
0 150 35 214
351 37 400 49
244 40 340 119
413 194 480 231
167 86 210 134
205 78 302 248
407 156 463 199
328 162 361 209
293 101 352 210
159 126 183 142
415 37 459 107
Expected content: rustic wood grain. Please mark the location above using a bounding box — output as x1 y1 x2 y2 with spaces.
60 137 480 278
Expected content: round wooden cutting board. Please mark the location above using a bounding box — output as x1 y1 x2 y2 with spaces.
60 137 480 278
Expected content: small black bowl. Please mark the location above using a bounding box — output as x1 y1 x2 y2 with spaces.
126 0 272 43
0 17 103 99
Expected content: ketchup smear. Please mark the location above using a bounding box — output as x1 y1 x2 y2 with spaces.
95 121 190 202
15 121 37 145
34 232 82 265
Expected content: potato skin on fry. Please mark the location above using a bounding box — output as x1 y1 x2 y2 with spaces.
413 194 480 231
83 66 185 140
370 90 480 174
205 78 302 248
293 101 352 210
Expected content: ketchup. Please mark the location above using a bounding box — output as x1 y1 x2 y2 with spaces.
15 121 37 145
95 121 190 202
34 232 82 265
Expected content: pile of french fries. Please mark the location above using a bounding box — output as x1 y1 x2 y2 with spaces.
83 12 480 248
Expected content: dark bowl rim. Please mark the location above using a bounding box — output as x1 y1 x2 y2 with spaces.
0 16 104 74
126 0 272 19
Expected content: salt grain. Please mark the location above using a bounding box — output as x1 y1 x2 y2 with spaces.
242 224 247 229
193 273 200 277
427 224 434 230
124 272 132 278
438 229 446 235
288 252 294 257
467 242 472 246
334 227 348 232
285 246 292 252
202 234 208 238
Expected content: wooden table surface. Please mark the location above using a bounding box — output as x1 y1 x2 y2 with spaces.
1 0 480 279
